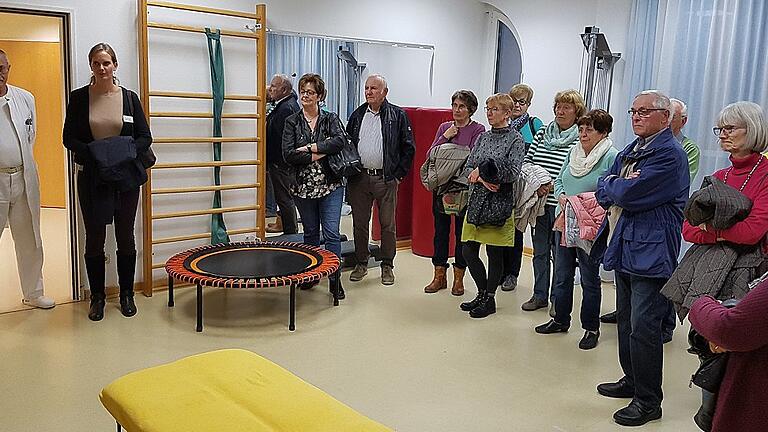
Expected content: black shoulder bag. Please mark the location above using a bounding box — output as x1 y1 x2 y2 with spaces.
126 90 157 169
326 117 363 177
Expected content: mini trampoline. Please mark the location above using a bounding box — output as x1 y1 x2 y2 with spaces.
166 241 341 332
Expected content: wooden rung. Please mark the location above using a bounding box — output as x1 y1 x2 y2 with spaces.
150 111 260 119
153 136 259 143
153 160 260 169
152 183 260 194
152 204 259 220
148 21 259 40
152 226 260 245
147 1 261 20
149 91 260 101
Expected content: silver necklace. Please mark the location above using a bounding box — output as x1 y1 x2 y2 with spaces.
724 155 763 191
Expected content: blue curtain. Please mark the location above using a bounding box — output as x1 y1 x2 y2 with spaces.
622 0 768 186
267 33 357 120
666 0 768 186
618 0 660 146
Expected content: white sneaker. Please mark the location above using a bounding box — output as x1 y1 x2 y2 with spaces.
22 295 56 309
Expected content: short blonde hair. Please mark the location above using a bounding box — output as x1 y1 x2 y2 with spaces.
486 93 513 112
509 84 534 103
717 101 768 153
553 89 586 118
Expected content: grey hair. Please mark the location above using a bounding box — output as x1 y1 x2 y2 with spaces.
366 74 388 89
0 49 7 63
670 98 688 118
636 90 671 112
717 101 768 153
271 74 293 91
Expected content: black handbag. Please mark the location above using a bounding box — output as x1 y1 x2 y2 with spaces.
126 89 156 169
327 119 363 177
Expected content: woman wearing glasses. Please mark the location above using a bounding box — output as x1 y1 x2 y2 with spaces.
682 102 768 248
681 101 768 431
459 93 525 318
497 84 545 293
521 90 586 314
423 90 485 296
282 73 346 300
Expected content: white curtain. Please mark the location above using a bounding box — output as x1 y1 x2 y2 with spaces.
267 33 357 120
621 0 768 186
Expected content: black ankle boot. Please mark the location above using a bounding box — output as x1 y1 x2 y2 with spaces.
117 252 138 317
89 299 105 321
330 273 345 300
470 295 496 318
85 255 106 321
460 291 486 311
120 295 137 317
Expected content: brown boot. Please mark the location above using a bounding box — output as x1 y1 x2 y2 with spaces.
266 215 283 233
424 266 448 293
451 267 465 296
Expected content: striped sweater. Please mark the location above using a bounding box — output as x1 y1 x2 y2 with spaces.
524 123 579 206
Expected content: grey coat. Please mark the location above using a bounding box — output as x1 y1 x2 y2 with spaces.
464 127 525 226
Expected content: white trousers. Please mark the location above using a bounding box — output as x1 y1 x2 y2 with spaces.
0 171 44 300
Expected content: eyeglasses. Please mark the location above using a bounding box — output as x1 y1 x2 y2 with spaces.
628 108 668 118
484 106 503 113
713 125 745 136
451 103 468 110
512 98 529 106
300 89 317 96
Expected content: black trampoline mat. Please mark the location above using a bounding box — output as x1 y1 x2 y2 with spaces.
184 246 321 279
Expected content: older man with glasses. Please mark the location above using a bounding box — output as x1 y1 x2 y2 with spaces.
591 90 689 426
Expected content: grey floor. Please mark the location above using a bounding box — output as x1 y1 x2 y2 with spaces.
0 250 702 431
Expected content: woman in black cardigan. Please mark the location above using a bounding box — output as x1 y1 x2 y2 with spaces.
63 43 152 321
282 73 346 300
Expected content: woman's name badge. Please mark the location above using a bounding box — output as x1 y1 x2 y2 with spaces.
123 115 134 123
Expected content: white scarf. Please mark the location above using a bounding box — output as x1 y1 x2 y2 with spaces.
569 136 614 177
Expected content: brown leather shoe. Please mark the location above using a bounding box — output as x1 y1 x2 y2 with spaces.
424 266 447 293
451 267 465 296
266 216 283 233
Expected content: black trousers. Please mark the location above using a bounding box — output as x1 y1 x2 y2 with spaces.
431 193 466 269
462 241 505 295
501 229 525 278
77 174 140 259
268 163 298 234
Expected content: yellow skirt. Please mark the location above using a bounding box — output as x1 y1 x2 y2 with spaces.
461 214 516 247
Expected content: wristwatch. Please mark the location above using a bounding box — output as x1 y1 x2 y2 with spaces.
306 144 312 152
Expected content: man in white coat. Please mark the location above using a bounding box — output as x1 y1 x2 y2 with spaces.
0 49 54 309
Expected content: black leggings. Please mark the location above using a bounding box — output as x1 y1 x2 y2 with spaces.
462 241 505 295
78 175 140 258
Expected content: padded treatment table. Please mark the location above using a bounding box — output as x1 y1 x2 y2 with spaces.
166 241 340 331
100 349 393 432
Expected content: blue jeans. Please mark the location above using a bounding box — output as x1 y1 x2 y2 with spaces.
552 234 601 331
531 205 557 302
615 271 670 409
294 187 343 259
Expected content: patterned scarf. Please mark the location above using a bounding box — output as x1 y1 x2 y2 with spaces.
542 121 579 150
510 113 530 132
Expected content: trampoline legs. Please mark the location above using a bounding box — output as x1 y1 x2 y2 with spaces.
168 276 174 307
196 283 203 332
289 284 296 331
331 275 340 307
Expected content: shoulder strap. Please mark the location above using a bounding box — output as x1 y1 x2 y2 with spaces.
528 117 536 137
